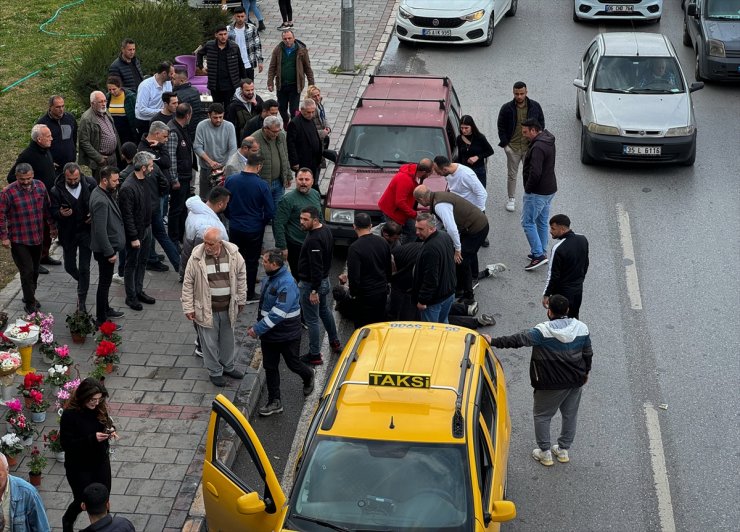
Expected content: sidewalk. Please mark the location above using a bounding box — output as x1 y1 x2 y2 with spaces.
0 1 399 531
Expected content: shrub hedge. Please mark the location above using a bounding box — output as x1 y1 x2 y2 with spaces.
71 0 229 107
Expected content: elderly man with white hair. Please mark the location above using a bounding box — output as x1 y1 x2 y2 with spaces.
79 90 120 176
0 453 52 530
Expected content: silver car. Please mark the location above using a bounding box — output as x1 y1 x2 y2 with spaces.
574 32 704 165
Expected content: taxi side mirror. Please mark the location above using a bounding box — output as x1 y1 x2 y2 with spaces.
573 79 587 91
236 492 266 515
488 500 516 523
686 3 698 17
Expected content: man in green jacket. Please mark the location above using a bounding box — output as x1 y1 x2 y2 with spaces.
78 91 121 177
251 115 292 206
273 168 321 278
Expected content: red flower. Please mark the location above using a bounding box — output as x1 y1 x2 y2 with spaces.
95 340 117 357
23 373 43 390
29 389 43 403
18 324 31 333
98 321 117 337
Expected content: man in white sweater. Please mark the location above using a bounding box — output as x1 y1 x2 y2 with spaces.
194 103 237 199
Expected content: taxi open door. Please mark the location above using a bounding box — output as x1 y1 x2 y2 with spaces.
203 394 287 532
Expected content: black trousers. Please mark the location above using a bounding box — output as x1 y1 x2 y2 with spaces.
168 178 192 243
353 292 387 329
229 227 264 297
10 243 41 305
62 234 92 305
262 337 312 402
124 227 152 300
276 83 299 127
278 0 293 21
457 223 489 300
286 238 303 280
211 89 233 108
93 251 115 326
559 289 583 320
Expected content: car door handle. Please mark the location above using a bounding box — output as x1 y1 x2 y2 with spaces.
205 482 219 497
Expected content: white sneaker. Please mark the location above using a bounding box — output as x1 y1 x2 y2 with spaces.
551 445 570 463
467 301 479 316
506 198 515 212
112 273 124 285
485 263 507 278
532 448 554 466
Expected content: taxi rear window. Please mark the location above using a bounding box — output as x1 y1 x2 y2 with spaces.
289 437 472 531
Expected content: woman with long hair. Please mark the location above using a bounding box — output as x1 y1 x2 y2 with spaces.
455 115 494 188
60 378 117 532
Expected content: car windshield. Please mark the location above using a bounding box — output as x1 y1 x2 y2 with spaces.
339 125 447 167
287 437 472 531
594 56 685 94
706 0 740 19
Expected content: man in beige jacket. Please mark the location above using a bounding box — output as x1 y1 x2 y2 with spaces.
181 227 247 386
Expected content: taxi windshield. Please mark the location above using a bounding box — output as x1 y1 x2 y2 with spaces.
287 437 471 531
338 125 447 167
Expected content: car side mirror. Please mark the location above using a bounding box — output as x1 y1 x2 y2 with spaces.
487 500 517 523
573 79 587 90
689 81 705 92
687 3 698 16
323 149 338 163
236 492 266 515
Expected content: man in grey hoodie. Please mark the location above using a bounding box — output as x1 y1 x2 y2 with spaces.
483 294 592 467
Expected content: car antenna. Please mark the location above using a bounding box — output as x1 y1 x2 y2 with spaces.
389 416 395 429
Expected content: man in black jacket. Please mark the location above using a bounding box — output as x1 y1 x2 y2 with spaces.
225 78 263 144
49 163 97 312
520 118 557 271
118 152 155 311
172 66 206 142
346 213 391 329
287 99 323 189
36 95 77 172
543 214 589 319
484 295 592 467
497 81 545 213
108 39 144 92
196 26 247 107
167 103 195 243
412 213 456 323
80 483 135 532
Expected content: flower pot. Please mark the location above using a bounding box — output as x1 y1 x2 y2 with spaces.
23 397 32 409
4 453 17 467
55 451 65 463
104 363 114 374
29 472 41 487
71 333 86 344
22 436 33 447
30 411 46 423
1 384 14 402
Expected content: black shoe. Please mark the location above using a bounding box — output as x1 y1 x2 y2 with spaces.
106 308 125 318
125 298 143 311
258 20 266 31
157 254 165 262
224 369 244 379
137 292 156 304
482 238 490 248
146 261 169 272
78 303 87 313
246 292 260 304
209 375 227 387
303 371 315 396
300 353 324 366
38 265 49 274
524 256 548 271
23 303 36 315
40 256 61 266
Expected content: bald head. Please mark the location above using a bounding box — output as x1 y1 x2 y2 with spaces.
203 227 223 257
413 185 432 206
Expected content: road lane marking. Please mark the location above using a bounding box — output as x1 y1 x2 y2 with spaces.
644 402 677 532
616 203 643 310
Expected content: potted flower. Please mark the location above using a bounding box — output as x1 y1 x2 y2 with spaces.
0 350 21 402
95 321 122 347
52 344 73 368
25 311 56 358
43 429 64 462
45 364 70 393
4 321 40 373
65 310 95 343
54 378 81 414
94 340 119 374
0 433 24 466
27 446 47 486
27 389 49 423
17 372 43 408
6 411 35 445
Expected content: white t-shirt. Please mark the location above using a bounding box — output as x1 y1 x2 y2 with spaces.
233 29 252 69
445 164 487 212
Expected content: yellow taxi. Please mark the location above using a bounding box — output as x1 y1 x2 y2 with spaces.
202 322 516 531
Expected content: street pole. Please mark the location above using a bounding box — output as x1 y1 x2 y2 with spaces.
340 0 355 72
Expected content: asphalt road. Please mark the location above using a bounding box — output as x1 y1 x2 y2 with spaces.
235 1 739 530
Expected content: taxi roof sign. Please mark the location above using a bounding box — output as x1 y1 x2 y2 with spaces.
368 372 431 389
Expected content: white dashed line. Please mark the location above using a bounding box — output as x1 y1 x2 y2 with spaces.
644 402 677 532
616 203 643 310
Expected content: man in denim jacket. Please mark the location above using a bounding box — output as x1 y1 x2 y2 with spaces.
0 454 51 531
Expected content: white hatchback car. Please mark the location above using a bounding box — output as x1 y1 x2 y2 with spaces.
396 0 517 46
573 0 663 23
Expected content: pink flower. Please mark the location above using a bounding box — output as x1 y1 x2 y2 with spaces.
4 399 22 413
55 345 69 358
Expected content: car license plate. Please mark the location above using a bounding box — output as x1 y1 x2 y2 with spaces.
623 145 661 156
606 5 634 12
422 29 452 36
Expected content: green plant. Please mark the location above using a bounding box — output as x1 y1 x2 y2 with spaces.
90 364 106 380
65 310 96 336
28 446 47 475
0 433 24 457
43 429 63 454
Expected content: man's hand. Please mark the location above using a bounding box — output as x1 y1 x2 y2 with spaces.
454 250 463 264
247 327 257 338
185 312 195 321
281 249 288 259
60 207 73 217
268 83 274 92
284 178 292 188
1 239 10 249
208 160 221 170
108 255 117 264
309 292 319 305
467 155 479 165
171 180 181 191
50 227 58 239
416 302 427 310
481 333 492 344
131 239 140 248
291 165 300 171
542 296 549 309
338 273 348 285
258 64 264 74
147 138 160 147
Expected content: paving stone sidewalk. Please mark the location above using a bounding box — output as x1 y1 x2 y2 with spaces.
0 1 399 530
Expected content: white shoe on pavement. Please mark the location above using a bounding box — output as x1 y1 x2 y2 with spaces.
551 445 570 463
506 198 515 212
485 263 507 277
532 448 554 466
112 273 124 285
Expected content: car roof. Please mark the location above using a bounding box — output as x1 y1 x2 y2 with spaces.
600 32 673 57
349 75 453 128
318 323 488 444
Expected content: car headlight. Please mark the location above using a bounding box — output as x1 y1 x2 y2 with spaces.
707 39 726 57
587 123 620 136
327 209 354 224
398 7 412 19
460 9 485 21
665 125 696 137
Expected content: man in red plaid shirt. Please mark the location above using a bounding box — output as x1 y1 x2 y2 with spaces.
0 163 57 314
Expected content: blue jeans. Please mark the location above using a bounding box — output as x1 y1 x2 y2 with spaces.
521 192 555 258
299 279 339 356
243 0 264 22
150 207 181 270
270 179 284 209
420 293 454 324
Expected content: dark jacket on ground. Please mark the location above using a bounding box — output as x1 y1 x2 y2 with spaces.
173 82 207 141
522 129 557 195
497 96 545 147
80 514 136 532
347 233 392 298
118 174 152 241
544 230 589 297
49 173 96 246
286 114 322 170
196 40 246 93
412 230 456 306
7 141 56 190
489 317 592 390
37 111 78 169
297 225 333 290
455 133 494 173
224 171 275 234
108 54 144 92
60 407 112 499
254 265 302 343
89 185 125 258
